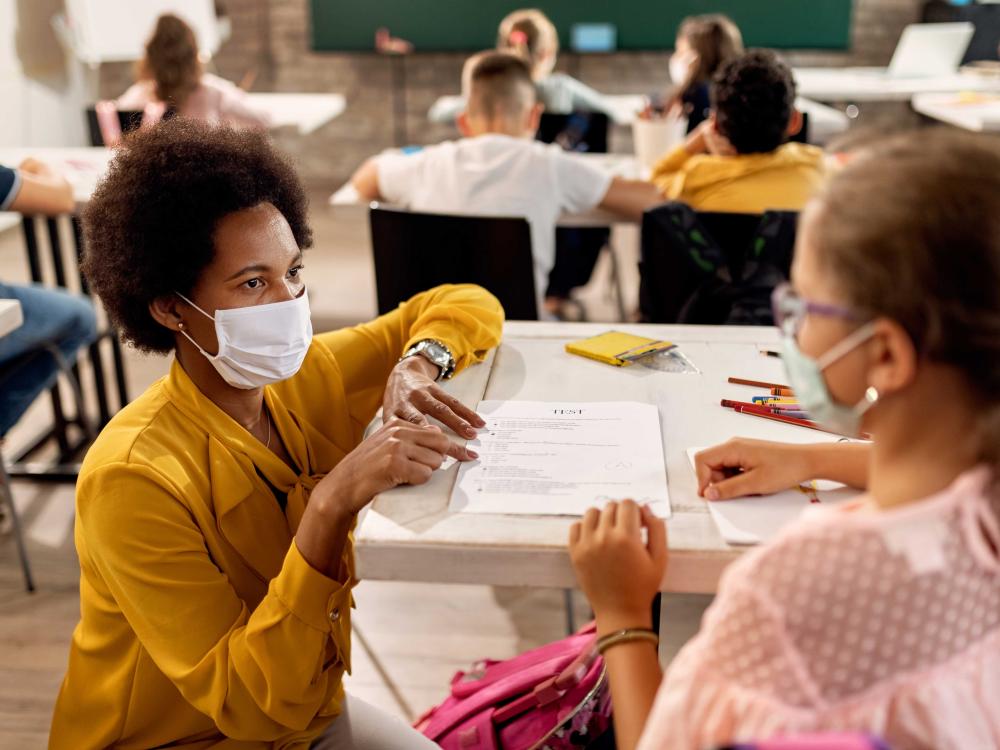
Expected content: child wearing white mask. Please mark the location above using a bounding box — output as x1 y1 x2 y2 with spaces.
666 14 744 133
568 128 1000 750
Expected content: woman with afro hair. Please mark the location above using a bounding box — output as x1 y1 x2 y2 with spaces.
49 118 502 749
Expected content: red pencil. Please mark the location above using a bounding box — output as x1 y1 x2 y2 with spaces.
727 403 841 436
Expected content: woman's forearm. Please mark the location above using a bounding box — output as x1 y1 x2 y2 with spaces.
295 495 355 580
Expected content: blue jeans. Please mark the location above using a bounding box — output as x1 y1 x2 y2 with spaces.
0 282 98 436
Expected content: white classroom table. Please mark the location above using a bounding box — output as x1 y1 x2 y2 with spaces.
356 321 845 595
248 92 346 135
912 91 1000 132
793 67 1000 103
0 147 111 214
329 152 637 228
0 299 24 338
428 94 848 145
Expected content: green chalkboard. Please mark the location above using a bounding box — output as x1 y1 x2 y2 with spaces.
309 1 853 52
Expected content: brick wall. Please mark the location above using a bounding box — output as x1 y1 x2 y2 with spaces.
99 0 924 188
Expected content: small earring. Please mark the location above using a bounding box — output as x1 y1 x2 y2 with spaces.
177 322 185 330
864 386 880 405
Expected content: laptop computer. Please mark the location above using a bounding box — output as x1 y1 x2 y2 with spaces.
887 22 975 77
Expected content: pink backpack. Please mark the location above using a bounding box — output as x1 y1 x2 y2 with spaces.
415 622 611 750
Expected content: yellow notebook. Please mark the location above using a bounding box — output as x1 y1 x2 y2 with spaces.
565 330 675 367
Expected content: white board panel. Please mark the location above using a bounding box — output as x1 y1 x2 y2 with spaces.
64 0 219 64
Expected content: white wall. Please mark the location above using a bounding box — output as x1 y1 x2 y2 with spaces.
0 0 88 147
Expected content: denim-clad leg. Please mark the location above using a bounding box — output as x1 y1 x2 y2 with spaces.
0 282 98 435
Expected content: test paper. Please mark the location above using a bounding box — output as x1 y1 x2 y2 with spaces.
451 401 671 517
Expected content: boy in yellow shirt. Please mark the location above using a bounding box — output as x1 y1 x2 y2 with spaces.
652 49 823 213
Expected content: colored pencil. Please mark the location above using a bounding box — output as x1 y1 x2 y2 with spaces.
770 386 795 397
720 399 808 419
728 377 787 389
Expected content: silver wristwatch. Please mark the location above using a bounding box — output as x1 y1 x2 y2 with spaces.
400 339 456 381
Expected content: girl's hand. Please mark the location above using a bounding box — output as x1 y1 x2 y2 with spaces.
694 438 815 500
382 356 485 443
569 501 668 634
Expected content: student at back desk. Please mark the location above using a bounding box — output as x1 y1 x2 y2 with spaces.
116 14 270 130
352 52 659 311
652 50 823 213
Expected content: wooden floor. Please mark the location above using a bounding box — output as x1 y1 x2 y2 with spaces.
0 200 708 748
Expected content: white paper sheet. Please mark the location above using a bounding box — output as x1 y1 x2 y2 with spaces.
450 401 671 517
686 448 856 545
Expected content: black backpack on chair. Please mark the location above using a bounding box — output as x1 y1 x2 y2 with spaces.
639 202 798 325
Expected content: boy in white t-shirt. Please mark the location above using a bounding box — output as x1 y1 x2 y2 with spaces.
351 51 659 312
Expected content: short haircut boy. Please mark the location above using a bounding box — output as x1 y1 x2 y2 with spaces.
711 50 796 154
462 51 538 124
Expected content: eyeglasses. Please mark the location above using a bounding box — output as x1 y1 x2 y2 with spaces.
771 283 862 336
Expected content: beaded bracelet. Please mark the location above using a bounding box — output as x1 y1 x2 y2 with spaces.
596 628 659 655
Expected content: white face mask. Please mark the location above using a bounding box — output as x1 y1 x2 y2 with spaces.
176 291 313 389
670 51 696 85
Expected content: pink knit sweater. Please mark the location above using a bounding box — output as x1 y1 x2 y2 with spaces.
116 74 271 130
638 468 1000 750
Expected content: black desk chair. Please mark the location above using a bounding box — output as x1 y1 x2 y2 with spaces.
85 107 144 147
789 110 811 145
639 202 798 325
1 342 94 592
85 105 175 147
537 112 621 320
536 112 610 154
6 215 130 480
369 206 539 321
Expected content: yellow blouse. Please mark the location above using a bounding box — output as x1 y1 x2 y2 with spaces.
49 285 503 750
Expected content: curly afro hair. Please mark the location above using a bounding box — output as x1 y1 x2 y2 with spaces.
711 49 796 154
81 118 312 354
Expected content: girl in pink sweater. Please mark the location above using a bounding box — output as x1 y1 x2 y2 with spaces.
569 128 1000 750
116 14 270 130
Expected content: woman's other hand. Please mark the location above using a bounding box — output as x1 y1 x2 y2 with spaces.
382 356 486 441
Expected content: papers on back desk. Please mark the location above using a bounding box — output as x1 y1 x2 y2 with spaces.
450 401 670 517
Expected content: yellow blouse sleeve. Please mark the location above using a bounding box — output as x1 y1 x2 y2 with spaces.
314 283 503 429
77 463 350 740
650 145 692 198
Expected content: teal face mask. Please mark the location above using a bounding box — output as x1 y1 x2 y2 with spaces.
779 322 879 438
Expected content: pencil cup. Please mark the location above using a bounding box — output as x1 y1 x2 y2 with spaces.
633 117 686 172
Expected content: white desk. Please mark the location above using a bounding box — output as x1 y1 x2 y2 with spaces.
0 147 112 211
329 152 639 228
912 92 1000 132
0 299 23 338
248 93 346 135
794 67 1000 103
356 321 847 595
428 93 847 145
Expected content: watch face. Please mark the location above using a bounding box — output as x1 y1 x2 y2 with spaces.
423 342 448 362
